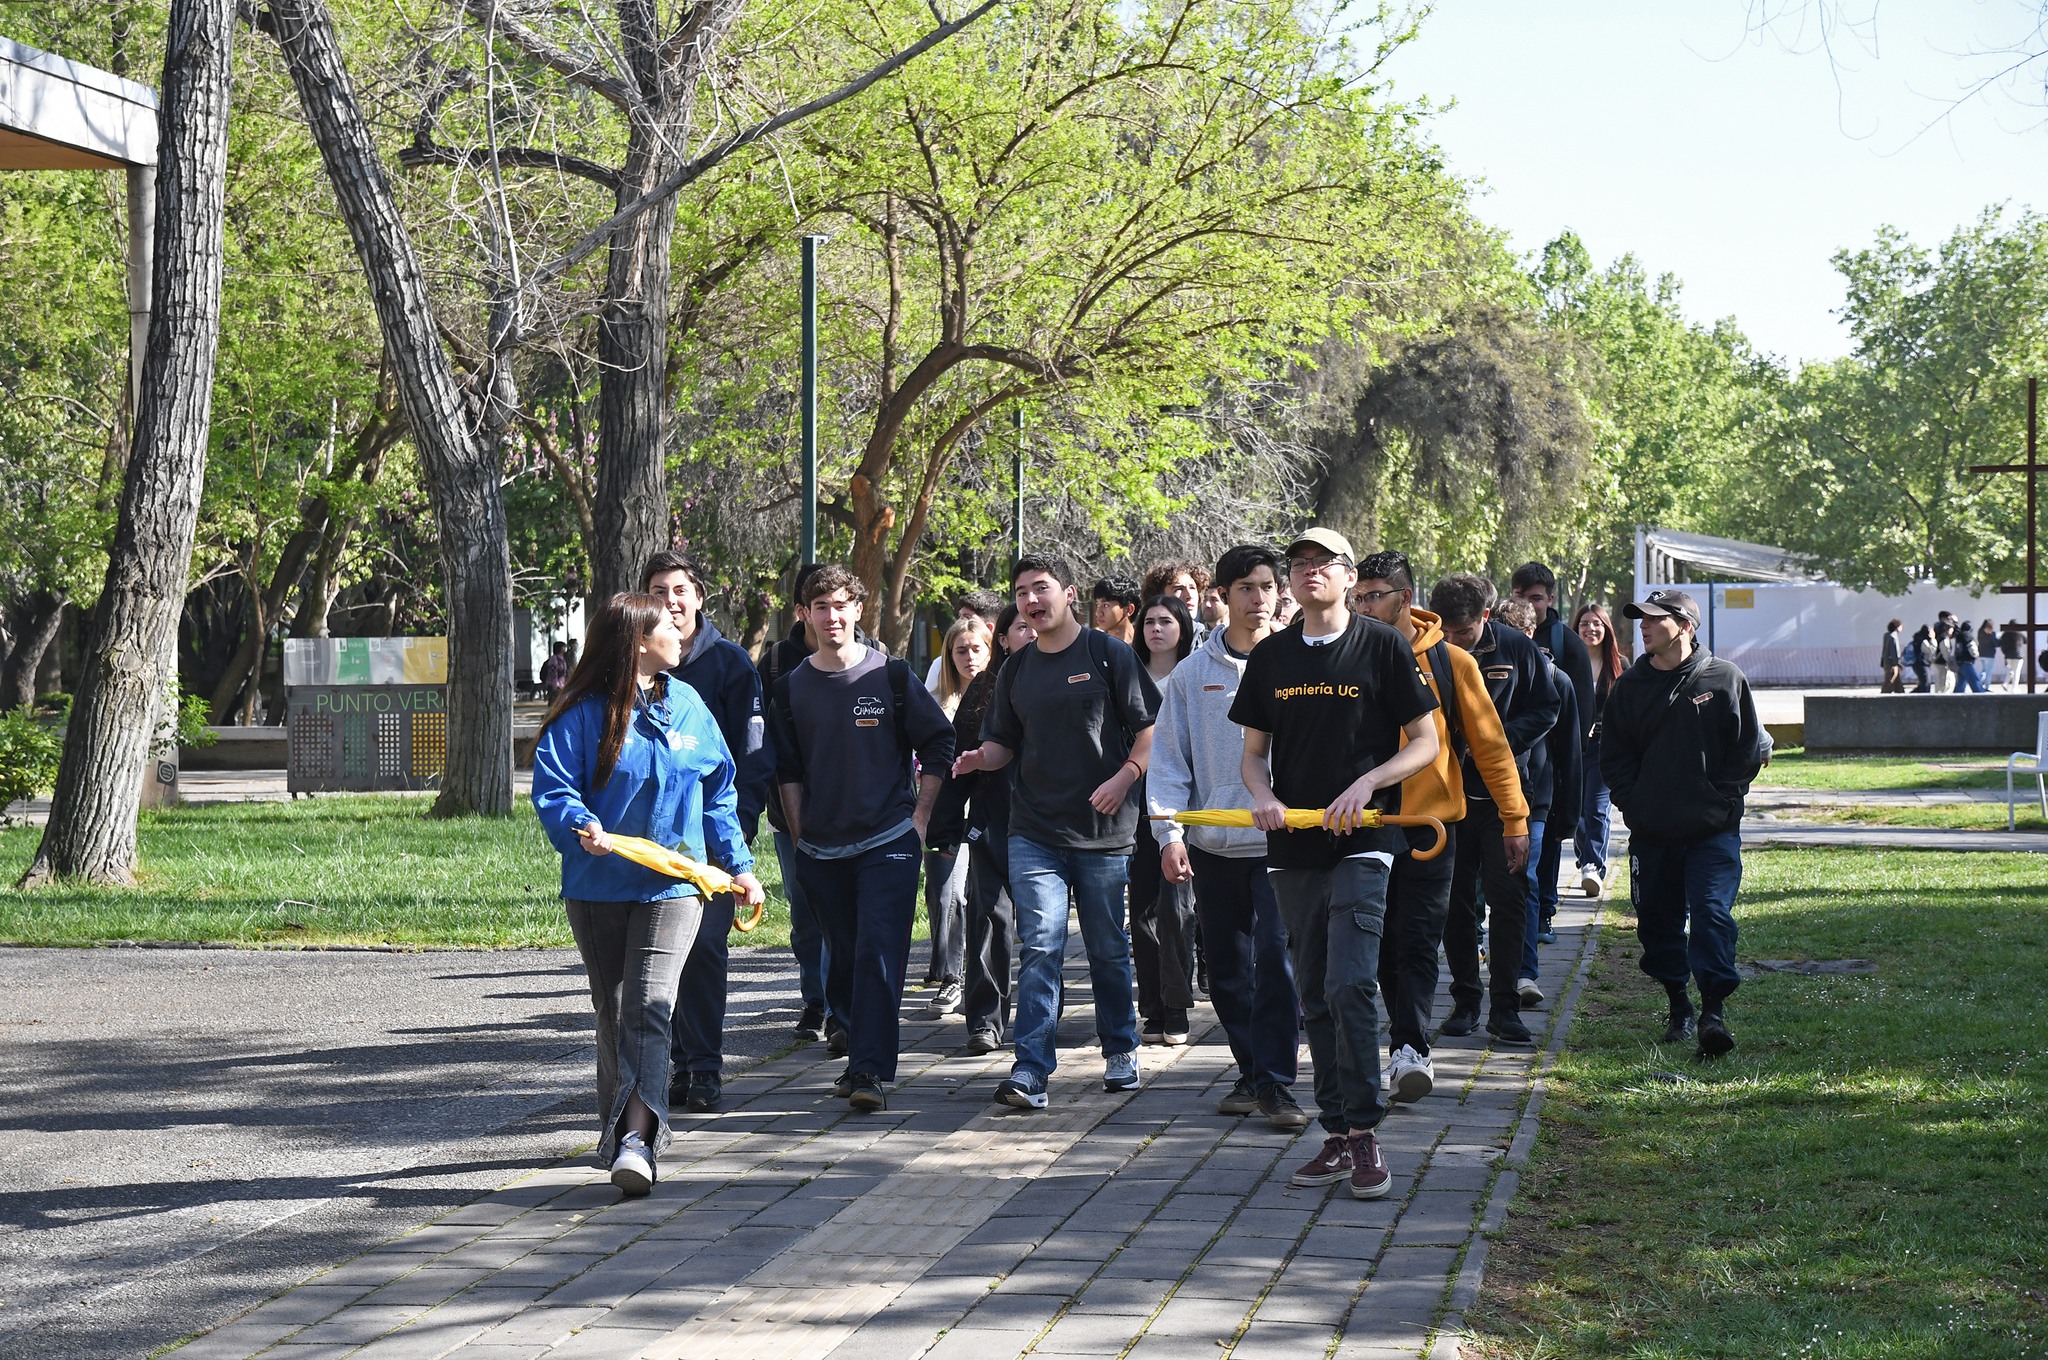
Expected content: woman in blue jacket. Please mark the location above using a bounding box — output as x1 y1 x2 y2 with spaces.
531 593 764 1196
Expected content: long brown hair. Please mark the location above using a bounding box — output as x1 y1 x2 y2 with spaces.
1574 602 1626 702
539 592 668 788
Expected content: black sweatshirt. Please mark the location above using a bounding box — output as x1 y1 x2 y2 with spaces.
1600 645 1768 844
770 649 955 855
1462 620 1560 806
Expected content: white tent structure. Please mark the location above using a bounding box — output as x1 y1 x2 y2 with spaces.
1632 527 2044 685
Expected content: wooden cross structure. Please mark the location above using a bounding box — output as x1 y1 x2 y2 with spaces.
1967 377 2044 693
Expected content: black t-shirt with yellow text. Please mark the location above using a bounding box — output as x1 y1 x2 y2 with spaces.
1228 616 1437 870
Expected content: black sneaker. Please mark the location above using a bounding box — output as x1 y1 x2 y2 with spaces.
794 1003 827 1042
685 1073 721 1111
1696 1012 1735 1059
1440 1002 1481 1037
995 1071 1048 1110
1660 1011 1697 1045
848 1073 887 1111
1485 1010 1534 1045
827 1024 849 1058
831 1067 857 1098
1216 1075 1259 1116
1256 1086 1310 1129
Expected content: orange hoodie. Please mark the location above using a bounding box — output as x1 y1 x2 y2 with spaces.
1397 608 1530 838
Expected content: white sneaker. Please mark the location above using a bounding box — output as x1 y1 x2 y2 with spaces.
1579 868 1603 897
1387 1044 1433 1103
1517 977 1545 1007
610 1131 655 1197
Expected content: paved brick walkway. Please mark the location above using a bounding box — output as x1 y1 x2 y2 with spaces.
169 894 1603 1360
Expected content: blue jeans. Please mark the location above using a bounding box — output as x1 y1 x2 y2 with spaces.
1006 835 1141 1082
1534 814 1564 925
1630 830 1743 1007
774 829 827 1012
1269 830 1401 1136
1955 661 1988 693
793 829 923 1081
1187 847 1298 1092
1576 735 1611 876
1520 817 1547 981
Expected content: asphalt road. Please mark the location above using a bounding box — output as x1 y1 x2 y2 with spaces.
0 941 808 1359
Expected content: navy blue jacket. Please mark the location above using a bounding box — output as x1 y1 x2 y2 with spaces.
668 620 771 845
1463 619 1560 806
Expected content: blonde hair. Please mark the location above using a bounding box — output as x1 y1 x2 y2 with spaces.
937 616 993 714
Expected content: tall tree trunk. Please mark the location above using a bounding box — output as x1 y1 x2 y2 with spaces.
267 0 514 816
0 592 67 712
587 0 745 601
208 527 318 722
21 0 234 888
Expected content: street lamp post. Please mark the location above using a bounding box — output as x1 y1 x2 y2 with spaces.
800 234 825 567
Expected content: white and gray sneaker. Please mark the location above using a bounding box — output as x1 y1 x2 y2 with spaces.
1387 1045 1433 1104
1103 1050 1140 1092
610 1131 655 1197
1579 867 1603 897
921 982 964 1018
1517 977 1545 1007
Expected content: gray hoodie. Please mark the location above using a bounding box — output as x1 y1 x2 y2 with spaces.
1147 624 1267 858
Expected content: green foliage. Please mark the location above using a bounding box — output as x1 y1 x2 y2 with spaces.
0 707 62 820
1733 209 2048 592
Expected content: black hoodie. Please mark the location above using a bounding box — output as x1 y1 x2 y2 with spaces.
1600 644 1768 844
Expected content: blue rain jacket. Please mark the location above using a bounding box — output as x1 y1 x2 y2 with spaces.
531 680 755 903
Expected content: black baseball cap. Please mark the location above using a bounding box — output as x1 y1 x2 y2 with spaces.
1623 589 1700 626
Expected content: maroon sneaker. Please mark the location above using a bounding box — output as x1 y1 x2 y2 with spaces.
1290 1134 1353 1187
1348 1131 1391 1199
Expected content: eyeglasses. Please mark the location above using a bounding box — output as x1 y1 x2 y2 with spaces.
1352 587 1404 605
1289 555 1350 576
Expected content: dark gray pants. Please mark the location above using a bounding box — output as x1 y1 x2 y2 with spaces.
1269 830 1399 1136
565 895 702 1162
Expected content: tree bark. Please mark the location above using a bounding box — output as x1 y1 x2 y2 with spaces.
21 0 235 888
0 592 67 713
208 527 319 722
587 0 745 602
267 0 515 816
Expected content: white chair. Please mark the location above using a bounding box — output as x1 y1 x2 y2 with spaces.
2008 711 2048 829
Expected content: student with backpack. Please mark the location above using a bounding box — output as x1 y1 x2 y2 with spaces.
953 554 1159 1110
769 567 956 1112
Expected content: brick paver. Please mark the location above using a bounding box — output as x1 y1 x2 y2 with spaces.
173 889 1604 1360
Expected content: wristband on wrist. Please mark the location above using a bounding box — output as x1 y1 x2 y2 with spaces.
1122 758 1143 778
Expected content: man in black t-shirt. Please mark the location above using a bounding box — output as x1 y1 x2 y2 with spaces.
1231 528 1439 1201
955 554 1159 1110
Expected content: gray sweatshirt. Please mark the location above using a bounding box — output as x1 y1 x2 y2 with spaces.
1147 625 1267 858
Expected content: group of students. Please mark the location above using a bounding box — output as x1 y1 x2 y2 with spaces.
528 534 1770 1203
1882 614 2035 694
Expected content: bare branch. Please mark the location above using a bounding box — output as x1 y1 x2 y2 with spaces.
454 0 637 113
399 140 623 192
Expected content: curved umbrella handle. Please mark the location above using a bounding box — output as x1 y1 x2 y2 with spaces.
731 897 766 934
1381 813 1447 861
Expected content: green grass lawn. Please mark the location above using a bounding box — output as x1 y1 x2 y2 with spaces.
0 796 796 948
1757 749 2007 791
1799 802 2048 832
1468 848 2048 1358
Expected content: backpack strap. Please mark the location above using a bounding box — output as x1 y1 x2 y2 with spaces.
1426 641 1468 763
886 656 914 765
1085 627 1136 748
1541 617 1567 662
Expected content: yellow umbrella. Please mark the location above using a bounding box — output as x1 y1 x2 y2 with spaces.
1151 808 1447 861
576 828 766 932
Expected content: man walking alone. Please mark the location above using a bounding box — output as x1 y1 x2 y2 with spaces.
1603 589 1770 1058
1231 529 1440 1199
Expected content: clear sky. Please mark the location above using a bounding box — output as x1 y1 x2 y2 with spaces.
1380 0 2043 365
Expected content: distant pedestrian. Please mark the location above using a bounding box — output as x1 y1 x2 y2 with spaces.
1879 619 1904 694
924 590 1002 692
1930 619 1954 693
1091 575 1142 647
531 593 764 1197
1906 625 1932 693
1145 560 1212 644
1572 603 1623 894
1510 563 1593 946
540 641 569 697
1953 620 1988 693
1998 619 2025 689
1603 589 1769 1060
920 616 994 1015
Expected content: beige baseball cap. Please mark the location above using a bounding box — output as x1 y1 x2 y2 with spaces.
1284 527 1355 563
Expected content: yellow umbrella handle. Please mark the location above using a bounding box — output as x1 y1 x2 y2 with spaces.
1380 814 1447 861
731 897 766 934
